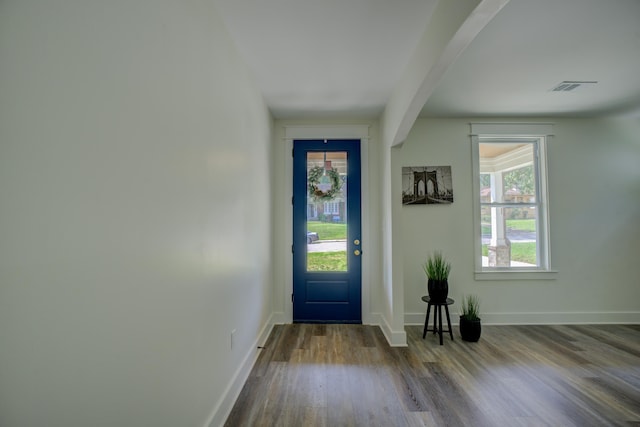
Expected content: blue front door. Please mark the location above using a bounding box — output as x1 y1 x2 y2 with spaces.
293 140 362 323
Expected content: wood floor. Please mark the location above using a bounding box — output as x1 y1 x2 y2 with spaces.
225 323 640 427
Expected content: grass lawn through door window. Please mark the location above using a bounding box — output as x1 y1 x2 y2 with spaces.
307 221 346 240
307 252 347 271
307 221 347 271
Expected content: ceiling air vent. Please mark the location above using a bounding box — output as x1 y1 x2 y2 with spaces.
551 81 598 92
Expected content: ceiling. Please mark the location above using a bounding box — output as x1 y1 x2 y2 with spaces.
214 0 640 120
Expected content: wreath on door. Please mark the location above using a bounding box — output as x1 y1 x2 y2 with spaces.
308 166 341 202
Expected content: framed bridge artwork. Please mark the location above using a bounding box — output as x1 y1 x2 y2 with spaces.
402 166 454 205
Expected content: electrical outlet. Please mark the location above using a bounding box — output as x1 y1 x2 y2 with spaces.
231 329 236 350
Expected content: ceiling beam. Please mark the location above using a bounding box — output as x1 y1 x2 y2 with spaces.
381 0 510 147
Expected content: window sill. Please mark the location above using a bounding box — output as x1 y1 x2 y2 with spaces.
474 270 558 281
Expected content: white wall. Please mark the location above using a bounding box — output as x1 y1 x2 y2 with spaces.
0 1 273 426
401 118 640 324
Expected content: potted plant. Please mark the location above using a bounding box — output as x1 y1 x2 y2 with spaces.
422 251 451 303
459 294 481 342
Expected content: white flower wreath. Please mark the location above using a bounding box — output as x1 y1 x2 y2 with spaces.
308 166 341 201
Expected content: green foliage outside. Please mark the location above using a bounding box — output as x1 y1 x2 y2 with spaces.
504 165 534 195
307 251 347 271
482 165 535 195
307 221 346 240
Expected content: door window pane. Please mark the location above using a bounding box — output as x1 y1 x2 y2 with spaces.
306 152 347 272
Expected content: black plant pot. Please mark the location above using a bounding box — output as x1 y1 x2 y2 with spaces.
427 279 448 303
459 316 481 342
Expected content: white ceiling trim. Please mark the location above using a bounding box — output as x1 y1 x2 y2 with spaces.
284 125 370 141
470 123 554 136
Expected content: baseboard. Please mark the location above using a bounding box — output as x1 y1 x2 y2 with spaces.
205 313 277 427
405 311 640 326
270 311 288 324
365 311 383 326
371 312 407 347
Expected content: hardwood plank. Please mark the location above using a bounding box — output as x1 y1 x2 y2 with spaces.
225 324 640 426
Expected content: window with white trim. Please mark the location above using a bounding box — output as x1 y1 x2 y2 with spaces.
471 124 554 278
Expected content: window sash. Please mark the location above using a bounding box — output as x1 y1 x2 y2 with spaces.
471 127 554 277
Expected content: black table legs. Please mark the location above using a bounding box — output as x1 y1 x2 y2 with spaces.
421 297 454 345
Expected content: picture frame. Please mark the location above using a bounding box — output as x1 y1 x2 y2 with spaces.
402 166 454 205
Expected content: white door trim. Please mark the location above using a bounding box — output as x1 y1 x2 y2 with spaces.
283 125 372 324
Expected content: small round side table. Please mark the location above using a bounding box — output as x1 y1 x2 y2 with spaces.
421 296 454 345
